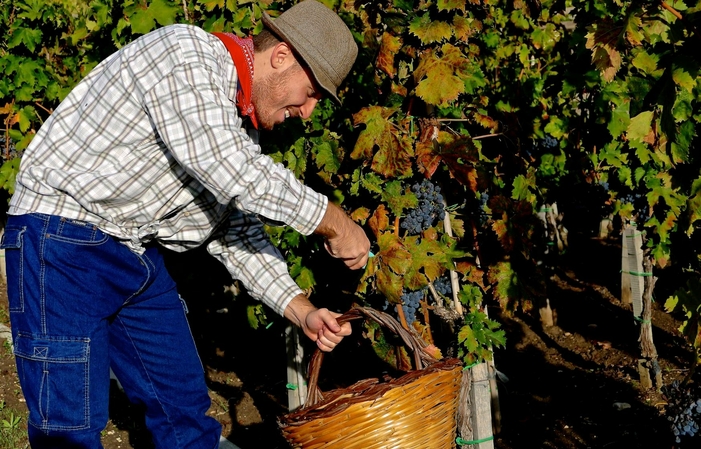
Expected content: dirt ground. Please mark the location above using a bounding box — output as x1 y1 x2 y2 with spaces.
0 229 699 449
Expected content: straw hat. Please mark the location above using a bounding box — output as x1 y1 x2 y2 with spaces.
262 0 358 103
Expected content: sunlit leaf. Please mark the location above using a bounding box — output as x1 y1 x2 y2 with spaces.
627 110 654 143
409 13 452 44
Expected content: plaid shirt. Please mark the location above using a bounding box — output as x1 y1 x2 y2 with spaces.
8 24 328 316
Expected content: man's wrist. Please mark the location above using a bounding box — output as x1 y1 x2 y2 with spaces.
314 201 347 239
283 293 317 330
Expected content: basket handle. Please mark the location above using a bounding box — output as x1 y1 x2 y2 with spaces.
303 305 441 408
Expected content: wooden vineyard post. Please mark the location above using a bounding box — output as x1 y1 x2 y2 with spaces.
285 324 308 410
621 224 644 315
442 196 495 449
620 224 660 389
536 204 557 327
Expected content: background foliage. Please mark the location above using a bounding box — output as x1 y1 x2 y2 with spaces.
1 0 700 369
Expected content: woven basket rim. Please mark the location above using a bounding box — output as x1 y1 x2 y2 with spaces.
280 357 462 426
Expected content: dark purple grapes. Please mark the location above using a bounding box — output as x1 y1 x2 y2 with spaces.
400 289 425 325
401 180 446 235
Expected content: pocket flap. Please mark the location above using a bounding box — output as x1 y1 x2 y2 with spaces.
13 333 89 362
0 225 26 249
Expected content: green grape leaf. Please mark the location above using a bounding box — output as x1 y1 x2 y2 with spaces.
631 49 660 76
608 101 630 138
312 137 343 183
0 158 20 194
381 180 417 217
7 27 43 52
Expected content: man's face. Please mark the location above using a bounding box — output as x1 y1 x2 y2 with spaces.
252 61 322 131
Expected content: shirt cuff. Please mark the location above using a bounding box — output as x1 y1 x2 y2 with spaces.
287 186 328 236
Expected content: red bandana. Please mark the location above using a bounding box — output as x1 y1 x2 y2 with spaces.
212 33 258 129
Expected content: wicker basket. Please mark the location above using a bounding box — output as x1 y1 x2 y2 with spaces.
279 306 463 449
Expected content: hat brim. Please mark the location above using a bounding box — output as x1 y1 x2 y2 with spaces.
262 12 341 104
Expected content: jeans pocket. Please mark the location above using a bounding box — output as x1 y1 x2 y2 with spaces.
0 225 26 312
13 333 90 431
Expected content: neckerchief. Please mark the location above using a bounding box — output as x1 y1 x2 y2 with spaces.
211 33 258 129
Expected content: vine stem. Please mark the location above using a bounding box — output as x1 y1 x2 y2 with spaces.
182 0 189 21
395 303 410 331
660 1 682 20
441 194 464 315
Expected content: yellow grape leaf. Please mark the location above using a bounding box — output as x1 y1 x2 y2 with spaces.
435 131 479 190
672 67 696 92
626 110 654 143
625 14 644 46
351 206 371 223
409 13 452 45
351 106 398 160
415 139 442 178
371 132 414 178
376 266 404 303
414 53 465 106
586 20 623 82
368 204 391 238
378 232 412 276
377 32 403 78
423 344 443 360
403 237 449 290
453 15 478 42
201 0 225 11
437 0 467 12
376 232 411 303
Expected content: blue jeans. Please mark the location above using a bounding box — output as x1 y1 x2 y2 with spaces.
1 213 222 449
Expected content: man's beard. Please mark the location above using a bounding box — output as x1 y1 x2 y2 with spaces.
251 62 304 130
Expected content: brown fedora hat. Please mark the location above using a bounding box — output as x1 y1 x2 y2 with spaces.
262 0 358 103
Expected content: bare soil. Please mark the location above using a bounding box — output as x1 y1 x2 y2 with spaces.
0 230 698 449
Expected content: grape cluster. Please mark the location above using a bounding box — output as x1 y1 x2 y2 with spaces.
525 136 559 157
664 380 701 443
401 180 446 235
433 276 452 296
0 136 19 162
401 289 425 325
540 136 559 151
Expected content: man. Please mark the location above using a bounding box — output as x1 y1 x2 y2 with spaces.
0 1 369 448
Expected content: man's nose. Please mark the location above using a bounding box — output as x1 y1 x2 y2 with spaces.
299 97 319 119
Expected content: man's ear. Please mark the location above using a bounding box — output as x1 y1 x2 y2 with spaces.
270 42 295 70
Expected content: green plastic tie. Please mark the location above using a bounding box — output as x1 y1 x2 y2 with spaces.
463 362 480 371
456 435 495 445
286 383 298 390
621 270 652 277
265 322 274 329
634 316 651 324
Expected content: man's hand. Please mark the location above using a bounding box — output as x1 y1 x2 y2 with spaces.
284 294 352 352
315 202 370 270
